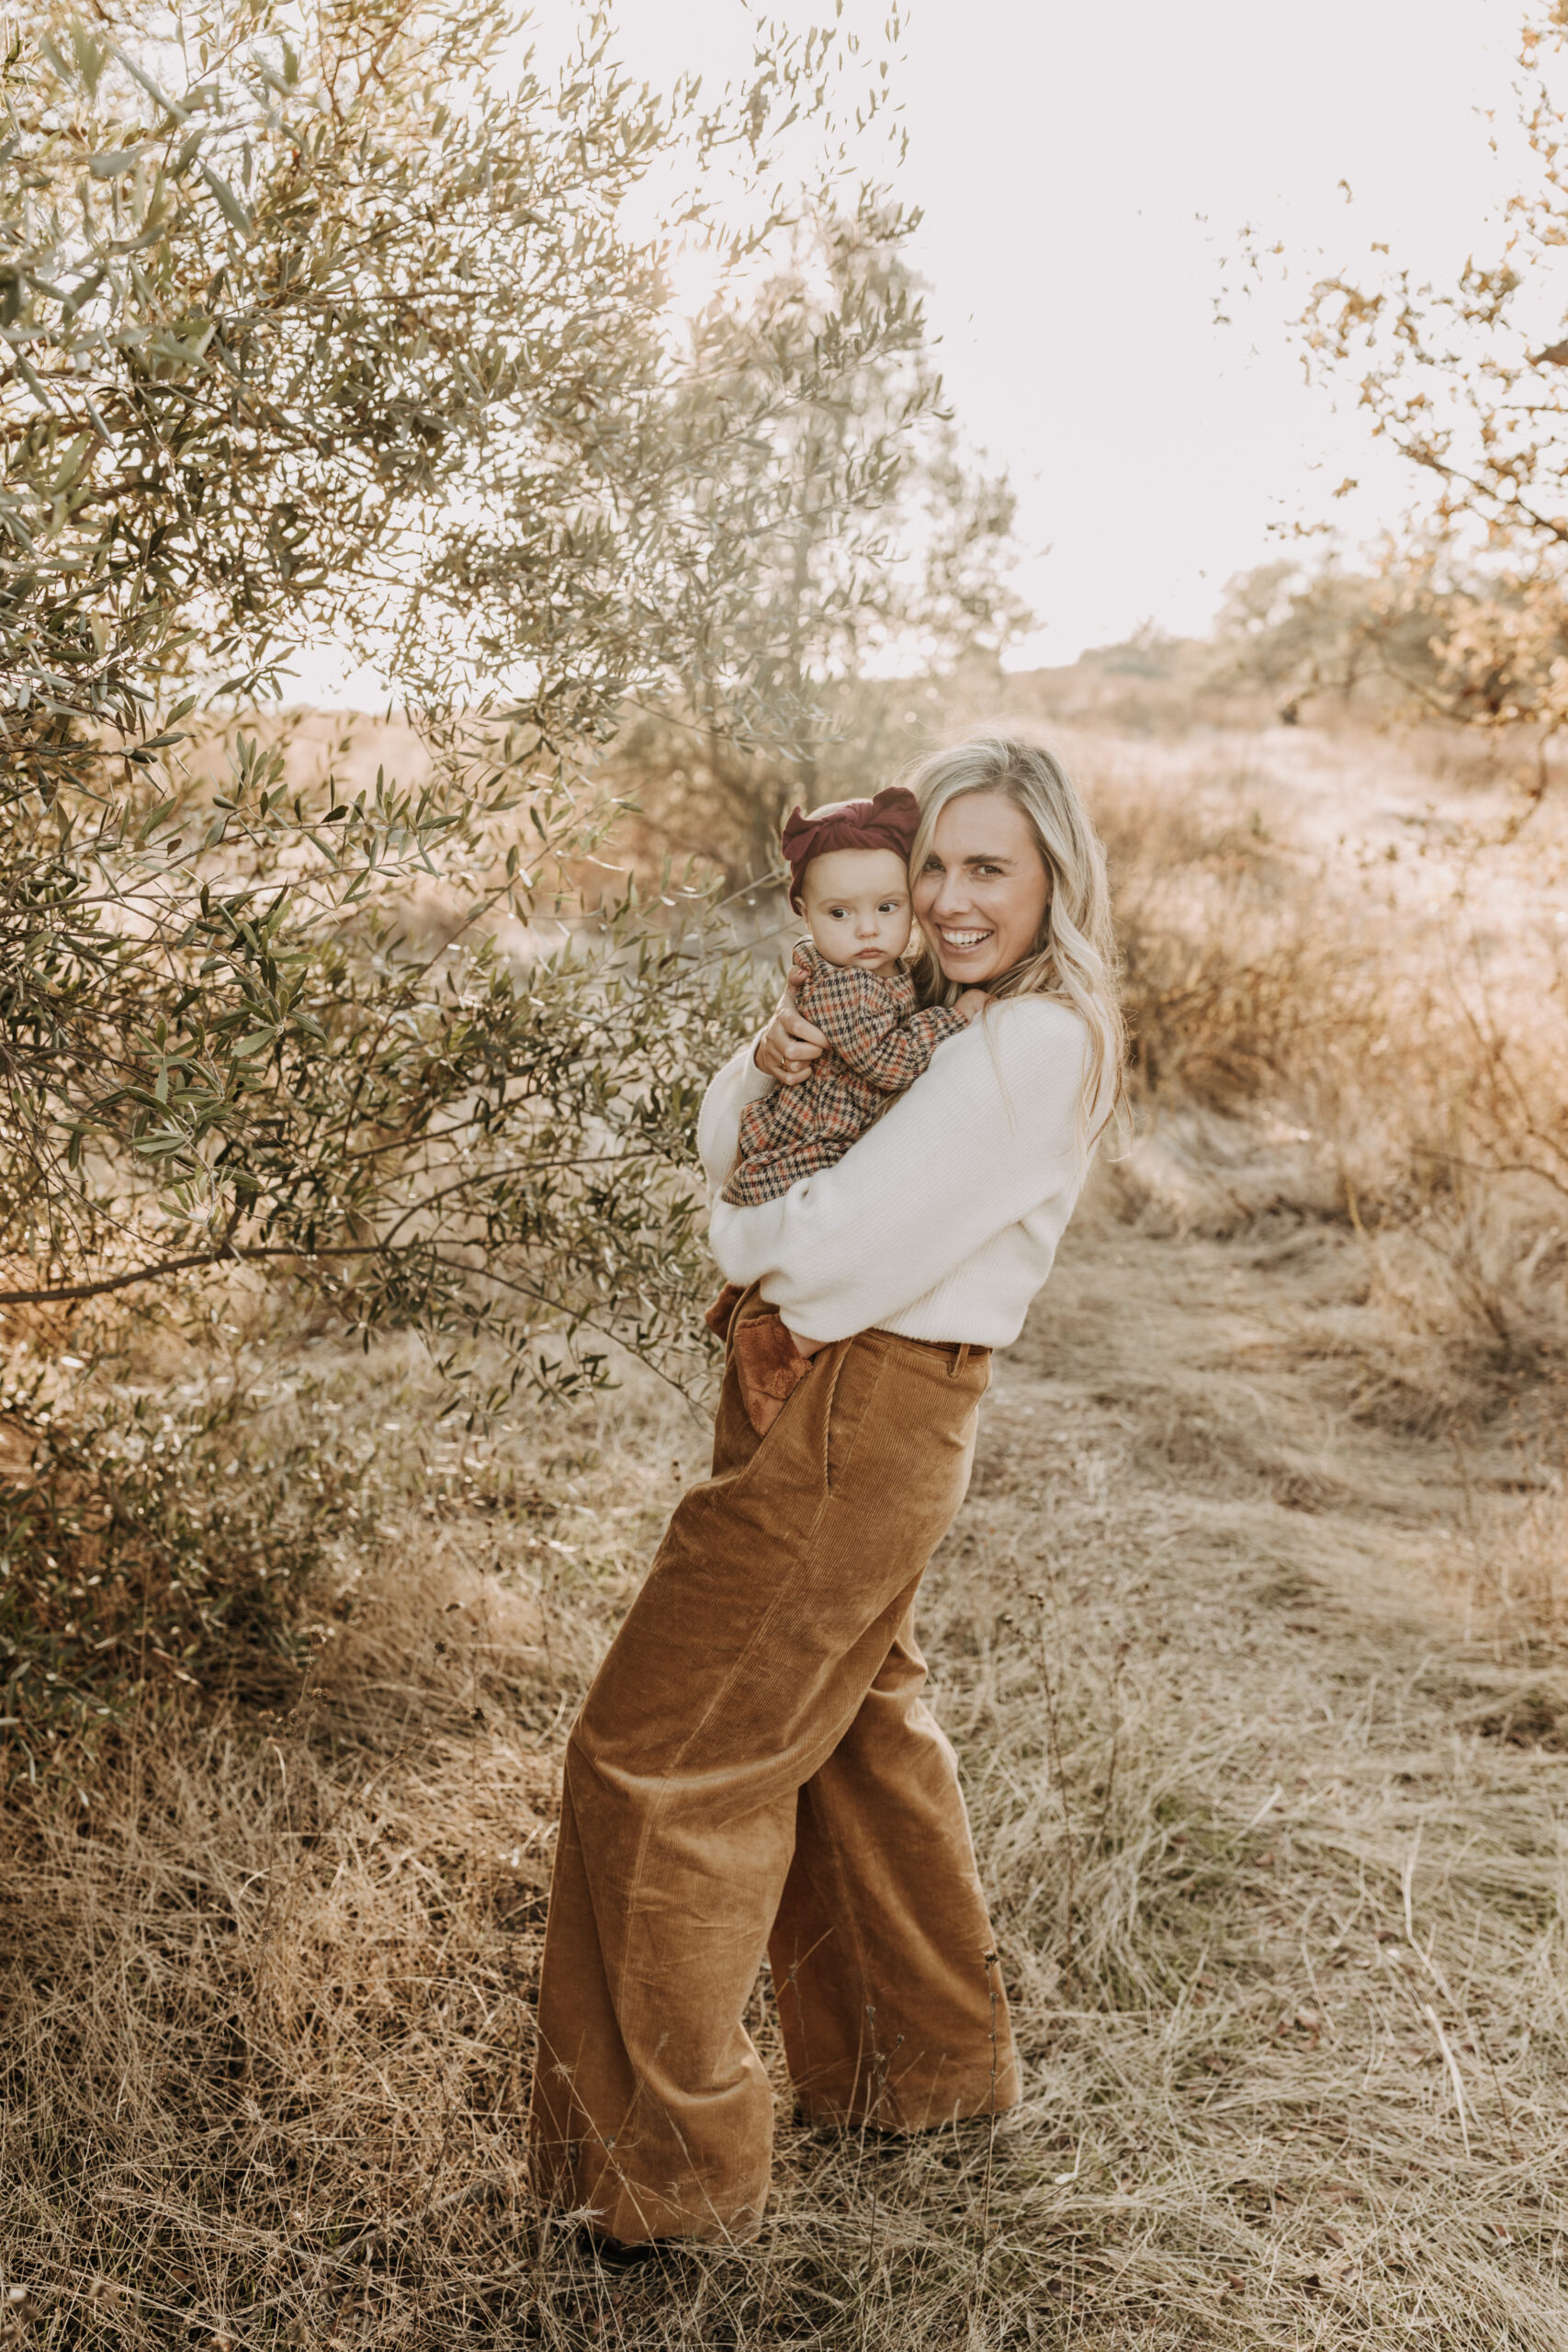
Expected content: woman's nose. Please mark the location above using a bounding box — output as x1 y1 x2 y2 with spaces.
928 876 973 921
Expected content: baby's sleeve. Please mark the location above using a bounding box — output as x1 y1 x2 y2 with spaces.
806 968 967 1092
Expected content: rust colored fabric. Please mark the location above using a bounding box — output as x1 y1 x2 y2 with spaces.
781 786 920 907
528 1284 1017 2246
731 1305 812 1435
703 1283 746 1341
721 944 966 1208
705 1283 812 1433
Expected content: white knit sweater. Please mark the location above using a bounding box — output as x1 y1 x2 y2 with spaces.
698 998 1094 1347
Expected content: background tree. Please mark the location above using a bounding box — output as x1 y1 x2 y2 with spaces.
1258 6 1568 803
1207 558 1454 719
604 231 1032 888
1 0 962 1396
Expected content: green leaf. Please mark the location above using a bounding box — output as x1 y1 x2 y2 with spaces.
200 166 252 232
69 20 107 96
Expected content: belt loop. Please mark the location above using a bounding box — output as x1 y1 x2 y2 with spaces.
952 1342 968 1375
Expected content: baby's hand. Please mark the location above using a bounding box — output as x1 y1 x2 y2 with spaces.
954 989 990 1023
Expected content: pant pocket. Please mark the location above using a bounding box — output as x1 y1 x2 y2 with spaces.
732 1309 814 1436
823 1340 887 1494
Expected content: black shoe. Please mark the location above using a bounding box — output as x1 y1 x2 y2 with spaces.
574 2225 666 2272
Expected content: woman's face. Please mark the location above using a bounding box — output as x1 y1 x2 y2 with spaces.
912 790 1051 985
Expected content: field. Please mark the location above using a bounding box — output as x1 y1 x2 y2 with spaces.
3 684 1567 2348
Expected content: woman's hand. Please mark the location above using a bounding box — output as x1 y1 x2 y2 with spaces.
754 995 829 1086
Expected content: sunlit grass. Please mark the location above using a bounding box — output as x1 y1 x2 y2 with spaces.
3 698 1566 2347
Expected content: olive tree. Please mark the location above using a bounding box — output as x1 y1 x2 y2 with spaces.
605 231 1031 887
0 0 945 1396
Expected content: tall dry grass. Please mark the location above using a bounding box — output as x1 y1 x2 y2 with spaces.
7 1257 1568 2348
4 698 1568 2347
1070 721 1568 1439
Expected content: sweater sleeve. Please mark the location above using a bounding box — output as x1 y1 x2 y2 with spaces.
696 1036 776 1197
805 966 970 1091
709 1000 1089 1340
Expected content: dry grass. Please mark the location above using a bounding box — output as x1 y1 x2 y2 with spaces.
1062 714 1568 1433
4 696 1568 2347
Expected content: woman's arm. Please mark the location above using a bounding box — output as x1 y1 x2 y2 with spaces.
696 1039 776 1196
710 1001 1089 1341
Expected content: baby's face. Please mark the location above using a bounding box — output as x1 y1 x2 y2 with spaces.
799 847 913 974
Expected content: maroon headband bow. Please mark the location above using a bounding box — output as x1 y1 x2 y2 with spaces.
781 786 920 907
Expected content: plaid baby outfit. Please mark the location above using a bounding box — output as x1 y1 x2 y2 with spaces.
721 943 968 1207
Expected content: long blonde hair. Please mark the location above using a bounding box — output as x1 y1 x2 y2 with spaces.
902 732 1125 1140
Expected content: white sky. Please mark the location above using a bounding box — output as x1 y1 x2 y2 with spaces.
298 0 1527 698
580 0 1525 664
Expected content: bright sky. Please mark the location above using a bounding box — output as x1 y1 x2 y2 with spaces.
299 0 1526 699
578 0 1524 664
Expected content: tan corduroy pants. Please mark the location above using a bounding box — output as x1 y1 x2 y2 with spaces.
528 1286 1020 2246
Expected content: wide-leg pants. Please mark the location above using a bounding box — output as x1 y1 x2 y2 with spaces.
527 1287 1020 2245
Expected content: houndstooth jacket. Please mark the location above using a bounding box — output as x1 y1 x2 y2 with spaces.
720 942 968 1208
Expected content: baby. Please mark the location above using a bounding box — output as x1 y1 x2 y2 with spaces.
721 786 987 1209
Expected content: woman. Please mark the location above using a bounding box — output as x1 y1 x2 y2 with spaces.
529 733 1123 2248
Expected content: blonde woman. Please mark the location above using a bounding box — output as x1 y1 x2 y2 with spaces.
530 733 1124 2252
